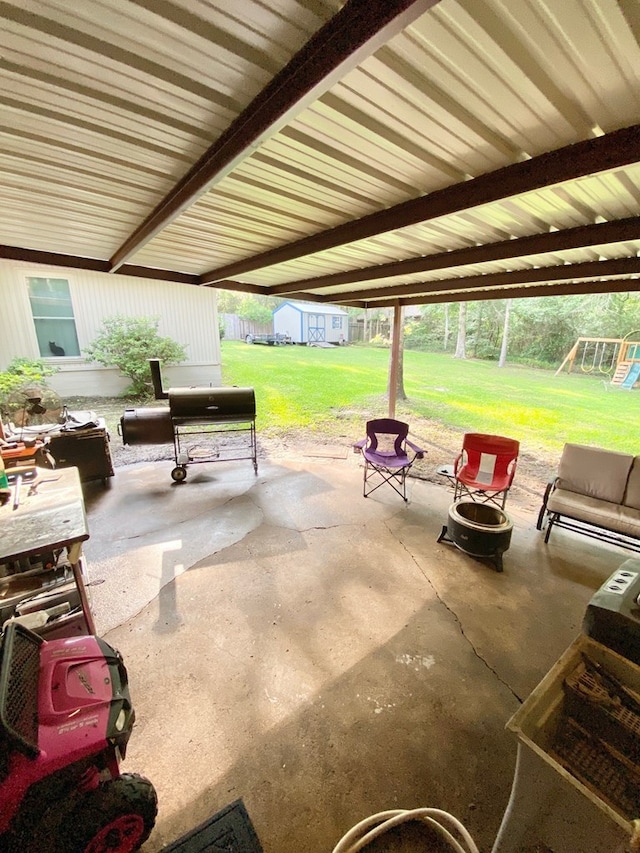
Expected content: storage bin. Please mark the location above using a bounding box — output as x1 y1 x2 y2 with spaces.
492 635 640 853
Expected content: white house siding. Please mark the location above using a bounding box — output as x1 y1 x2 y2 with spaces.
0 261 221 396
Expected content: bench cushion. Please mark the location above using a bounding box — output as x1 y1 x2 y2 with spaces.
556 443 634 505
547 488 640 539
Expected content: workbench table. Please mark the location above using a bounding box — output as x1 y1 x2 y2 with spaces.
0 465 96 635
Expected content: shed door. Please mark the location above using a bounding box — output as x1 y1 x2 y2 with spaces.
308 314 325 342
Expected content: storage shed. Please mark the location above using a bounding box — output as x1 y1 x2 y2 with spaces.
273 301 348 346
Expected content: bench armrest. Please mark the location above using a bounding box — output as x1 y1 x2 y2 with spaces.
536 477 557 530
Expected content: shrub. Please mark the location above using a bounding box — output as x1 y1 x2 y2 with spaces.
84 315 187 397
369 334 391 348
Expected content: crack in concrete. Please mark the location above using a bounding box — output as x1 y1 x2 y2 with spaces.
398 535 524 705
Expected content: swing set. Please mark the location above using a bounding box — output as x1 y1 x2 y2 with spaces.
556 332 640 387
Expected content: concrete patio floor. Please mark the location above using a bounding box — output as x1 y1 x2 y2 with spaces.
79 449 629 853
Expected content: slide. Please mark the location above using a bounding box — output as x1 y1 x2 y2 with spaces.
621 361 640 389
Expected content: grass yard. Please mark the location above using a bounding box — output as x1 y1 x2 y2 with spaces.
221 340 639 460
64 341 638 478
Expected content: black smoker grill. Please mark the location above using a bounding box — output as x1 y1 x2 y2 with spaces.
120 359 257 482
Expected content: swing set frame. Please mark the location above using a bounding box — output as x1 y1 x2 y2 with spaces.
556 332 640 382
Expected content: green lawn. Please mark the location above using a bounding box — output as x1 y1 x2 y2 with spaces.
221 341 639 457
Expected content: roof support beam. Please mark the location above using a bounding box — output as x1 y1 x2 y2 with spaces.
266 216 640 294
109 0 441 272
390 278 640 306
0 245 200 284
341 278 640 308
318 257 640 303
201 123 640 284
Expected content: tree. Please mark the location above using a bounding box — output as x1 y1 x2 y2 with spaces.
498 299 512 368
84 315 187 397
444 304 450 351
216 290 243 315
454 303 467 359
509 296 585 365
237 296 273 326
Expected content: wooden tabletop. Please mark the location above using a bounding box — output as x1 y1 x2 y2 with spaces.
0 466 89 562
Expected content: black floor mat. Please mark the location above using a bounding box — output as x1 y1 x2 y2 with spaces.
161 799 263 853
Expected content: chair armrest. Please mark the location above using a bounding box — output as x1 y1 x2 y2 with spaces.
353 438 366 453
453 451 463 476
536 478 557 530
405 439 424 459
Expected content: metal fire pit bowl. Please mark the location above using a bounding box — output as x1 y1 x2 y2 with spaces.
437 500 513 572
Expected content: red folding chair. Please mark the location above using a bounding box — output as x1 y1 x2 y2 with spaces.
453 433 519 509
354 418 425 502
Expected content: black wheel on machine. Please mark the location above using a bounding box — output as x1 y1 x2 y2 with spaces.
67 774 157 853
9 774 157 853
171 465 187 482
245 334 254 344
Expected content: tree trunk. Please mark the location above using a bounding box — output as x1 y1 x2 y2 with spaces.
454 302 467 359
444 304 450 350
395 338 407 401
498 299 512 368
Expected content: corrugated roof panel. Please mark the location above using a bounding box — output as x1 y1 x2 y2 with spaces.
406 2 589 148
6 87 208 164
0 157 156 213
263 129 417 206
358 52 521 167
1 0 639 307
12 0 291 101
524 0 640 129
137 0 640 277
0 12 236 127
0 0 338 259
3 95 195 174
229 154 384 220
0 133 170 192
564 168 640 220
296 100 458 193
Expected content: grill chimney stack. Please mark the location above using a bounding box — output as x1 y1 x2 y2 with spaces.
149 359 169 400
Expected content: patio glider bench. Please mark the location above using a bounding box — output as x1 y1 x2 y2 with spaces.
537 443 640 552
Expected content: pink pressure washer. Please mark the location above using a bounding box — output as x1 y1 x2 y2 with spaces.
0 621 157 853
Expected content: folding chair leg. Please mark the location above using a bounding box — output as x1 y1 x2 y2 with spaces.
363 462 408 501
452 483 509 509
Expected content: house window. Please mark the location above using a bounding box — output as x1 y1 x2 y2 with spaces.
27 277 80 358
332 316 342 329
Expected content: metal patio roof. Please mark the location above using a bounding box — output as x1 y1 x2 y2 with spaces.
1 0 640 308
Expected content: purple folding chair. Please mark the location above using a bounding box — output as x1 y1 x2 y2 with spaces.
354 418 425 502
